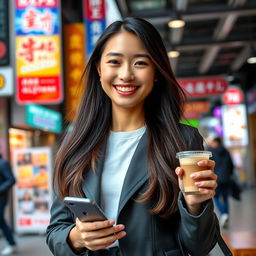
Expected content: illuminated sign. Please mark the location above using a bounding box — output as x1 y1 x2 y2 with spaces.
222 104 248 147
222 87 243 105
15 0 62 104
84 0 106 58
178 77 228 97
26 104 62 133
64 23 86 121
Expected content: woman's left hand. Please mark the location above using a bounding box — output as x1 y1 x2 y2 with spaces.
175 159 217 215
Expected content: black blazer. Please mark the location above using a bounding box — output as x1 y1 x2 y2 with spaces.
0 157 16 203
46 125 218 256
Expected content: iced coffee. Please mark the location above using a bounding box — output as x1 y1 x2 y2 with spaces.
176 151 212 194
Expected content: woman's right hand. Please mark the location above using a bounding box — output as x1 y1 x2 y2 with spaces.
68 218 126 252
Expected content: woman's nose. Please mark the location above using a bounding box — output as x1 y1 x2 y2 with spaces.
118 66 135 81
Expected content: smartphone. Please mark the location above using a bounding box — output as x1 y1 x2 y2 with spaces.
63 197 107 222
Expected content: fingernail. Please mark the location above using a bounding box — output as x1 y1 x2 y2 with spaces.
109 220 115 225
190 173 196 178
117 225 124 230
195 182 201 186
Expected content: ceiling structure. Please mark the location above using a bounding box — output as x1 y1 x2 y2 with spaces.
114 0 256 81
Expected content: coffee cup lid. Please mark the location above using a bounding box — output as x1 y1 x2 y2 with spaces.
176 150 212 159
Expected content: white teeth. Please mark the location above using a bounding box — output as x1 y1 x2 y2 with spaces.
116 86 137 92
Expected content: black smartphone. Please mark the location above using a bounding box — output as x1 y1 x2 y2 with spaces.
63 197 107 222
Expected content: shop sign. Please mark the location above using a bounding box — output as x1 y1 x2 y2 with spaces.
64 23 86 121
0 67 14 96
184 101 209 113
222 104 248 147
0 0 9 65
15 0 62 104
84 0 106 58
25 104 62 133
222 86 243 105
178 77 228 98
13 147 52 234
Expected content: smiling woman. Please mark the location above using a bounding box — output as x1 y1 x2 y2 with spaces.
46 17 220 256
97 31 156 120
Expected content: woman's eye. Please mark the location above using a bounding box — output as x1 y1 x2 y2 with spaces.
135 61 147 66
107 59 119 64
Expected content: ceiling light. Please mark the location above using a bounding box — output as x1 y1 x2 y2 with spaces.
247 56 256 64
168 13 185 29
168 50 180 58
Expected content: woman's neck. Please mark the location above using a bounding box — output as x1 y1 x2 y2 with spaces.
111 106 145 132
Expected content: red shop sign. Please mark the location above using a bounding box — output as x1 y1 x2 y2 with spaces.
222 87 243 105
177 77 228 97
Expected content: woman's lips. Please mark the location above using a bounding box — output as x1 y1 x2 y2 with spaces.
113 84 139 95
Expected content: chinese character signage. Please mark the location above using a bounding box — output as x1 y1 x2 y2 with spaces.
84 0 106 58
13 147 52 234
26 104 62 133
0 0 9 65
64 23 86 121
178 77 228 98
15 0 62 104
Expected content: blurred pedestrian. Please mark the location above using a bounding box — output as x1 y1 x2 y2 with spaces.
46 17 219 256
208 137 234 228
0 154 17 255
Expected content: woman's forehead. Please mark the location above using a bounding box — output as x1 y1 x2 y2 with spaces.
101 31 149 57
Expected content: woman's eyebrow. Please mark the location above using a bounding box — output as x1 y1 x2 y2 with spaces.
106 52 150 58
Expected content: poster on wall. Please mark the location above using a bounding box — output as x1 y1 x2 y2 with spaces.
222 104 248 147
13 147 52 234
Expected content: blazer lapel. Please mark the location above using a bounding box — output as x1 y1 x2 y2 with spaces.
117 131 149 215
82 150 106 205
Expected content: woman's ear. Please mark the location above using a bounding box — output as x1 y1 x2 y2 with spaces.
96 63 101 77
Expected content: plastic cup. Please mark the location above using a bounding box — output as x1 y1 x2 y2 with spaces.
176 151 212 194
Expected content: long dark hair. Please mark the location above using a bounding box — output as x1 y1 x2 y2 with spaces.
54 17 187 217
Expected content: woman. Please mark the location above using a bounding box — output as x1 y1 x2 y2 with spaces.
46 17 218 256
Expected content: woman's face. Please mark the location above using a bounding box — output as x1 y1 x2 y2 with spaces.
97 31 156 111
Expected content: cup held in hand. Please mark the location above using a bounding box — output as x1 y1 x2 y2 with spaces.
176 151 212 194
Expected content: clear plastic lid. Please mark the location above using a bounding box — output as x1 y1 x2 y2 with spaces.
176 150 212 159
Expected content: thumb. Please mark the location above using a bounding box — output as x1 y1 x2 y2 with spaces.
175 167 184 192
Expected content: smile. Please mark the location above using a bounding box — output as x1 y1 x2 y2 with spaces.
113 84 139 95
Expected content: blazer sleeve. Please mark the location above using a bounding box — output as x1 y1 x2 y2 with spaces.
178 193 218 255
177 125 219 255
46 195 88 256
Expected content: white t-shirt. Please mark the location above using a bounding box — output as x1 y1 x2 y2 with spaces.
100 126 146 247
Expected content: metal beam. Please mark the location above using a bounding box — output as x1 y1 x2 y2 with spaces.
229 0 247 7
176 39 253 51
231 45 251 71
199 12 238 73
198 46 220 74
213 14 238 41
147 8 256 24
